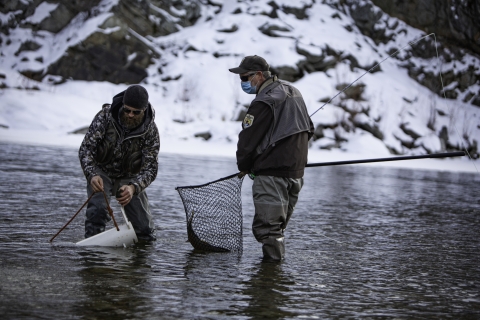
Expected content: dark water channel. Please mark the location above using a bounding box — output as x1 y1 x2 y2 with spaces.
0 142 479 319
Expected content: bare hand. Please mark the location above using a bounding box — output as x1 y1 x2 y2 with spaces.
116 185 135 206
90 175 104 192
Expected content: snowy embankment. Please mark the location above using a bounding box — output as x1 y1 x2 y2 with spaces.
0 1 478 174
0 73 475 174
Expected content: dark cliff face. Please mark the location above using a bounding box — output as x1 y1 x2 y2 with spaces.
340 0 480 108
1 0 478 157
3 0 202 84
371 0 480 56
3 0 478 89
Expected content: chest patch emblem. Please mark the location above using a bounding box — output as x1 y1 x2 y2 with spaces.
243 114 254 128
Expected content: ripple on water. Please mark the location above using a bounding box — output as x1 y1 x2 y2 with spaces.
0 143 479 318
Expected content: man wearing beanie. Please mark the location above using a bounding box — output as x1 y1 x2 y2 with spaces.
229 55 314 261
79 84 160 241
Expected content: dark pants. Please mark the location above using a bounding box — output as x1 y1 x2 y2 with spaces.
85 174 156 241
252 175 303 261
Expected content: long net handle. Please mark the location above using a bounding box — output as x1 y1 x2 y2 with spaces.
50 192 95 243
50 190 120 243
102 190 119 231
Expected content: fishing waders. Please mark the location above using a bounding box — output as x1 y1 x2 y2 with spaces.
252 175 303 261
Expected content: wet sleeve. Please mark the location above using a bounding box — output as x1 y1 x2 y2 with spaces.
236 101 273 172
129 123 160 194
78 109 108 183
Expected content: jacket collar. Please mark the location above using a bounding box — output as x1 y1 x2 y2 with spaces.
257 75 278 95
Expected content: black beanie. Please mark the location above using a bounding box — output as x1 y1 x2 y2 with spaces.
123 85 149 110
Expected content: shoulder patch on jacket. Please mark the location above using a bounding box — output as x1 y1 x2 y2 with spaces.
243 114 254 128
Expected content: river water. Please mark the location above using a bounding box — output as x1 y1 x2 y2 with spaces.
0 142 479 319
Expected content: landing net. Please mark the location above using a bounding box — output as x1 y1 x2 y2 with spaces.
176 173 244 252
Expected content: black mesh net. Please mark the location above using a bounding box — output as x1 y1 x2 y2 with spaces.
176 173 244 252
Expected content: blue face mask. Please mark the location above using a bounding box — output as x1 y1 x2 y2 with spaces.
241 81 257 94
241 74 257 94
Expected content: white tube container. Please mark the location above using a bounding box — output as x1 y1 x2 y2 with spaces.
76 206 138 247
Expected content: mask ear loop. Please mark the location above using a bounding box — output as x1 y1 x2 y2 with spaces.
247 73 258 94
249 72 258 85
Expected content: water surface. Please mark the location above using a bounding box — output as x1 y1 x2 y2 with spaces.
0 143 479 319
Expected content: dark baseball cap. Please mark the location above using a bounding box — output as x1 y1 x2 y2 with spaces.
229 55 269 74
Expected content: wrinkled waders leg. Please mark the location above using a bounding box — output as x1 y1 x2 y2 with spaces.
85 174 113 238
116 177 156 241
251 176 303 261
284 178 303 230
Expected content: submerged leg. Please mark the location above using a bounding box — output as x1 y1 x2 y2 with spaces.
84 175 113 238
123 190 156 241
252 176 288 261
252 175 304 261
261 235 285 261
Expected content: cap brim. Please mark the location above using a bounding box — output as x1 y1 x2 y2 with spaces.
229 67 249 74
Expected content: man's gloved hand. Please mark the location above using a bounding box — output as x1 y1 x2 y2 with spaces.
238 171 248 178
90 175 104 192
116 184 135 206
237 171 255 180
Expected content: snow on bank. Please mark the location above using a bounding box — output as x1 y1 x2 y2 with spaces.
0 68 477 174
0 126 477 174
1 0 479 176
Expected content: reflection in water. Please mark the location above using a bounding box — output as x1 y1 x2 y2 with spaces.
181 250 243 316
0 143 479 318
241 261 297 319
74 245 155 319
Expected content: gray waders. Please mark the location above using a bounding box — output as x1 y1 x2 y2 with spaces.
252 175 303 261
85 173 156 241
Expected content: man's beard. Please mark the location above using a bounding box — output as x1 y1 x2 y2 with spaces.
120 111 144 129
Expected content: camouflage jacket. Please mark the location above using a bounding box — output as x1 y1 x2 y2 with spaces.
78 91 160 194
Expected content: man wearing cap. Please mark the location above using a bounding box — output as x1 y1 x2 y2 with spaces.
230 55 314 261
79 84 160 241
